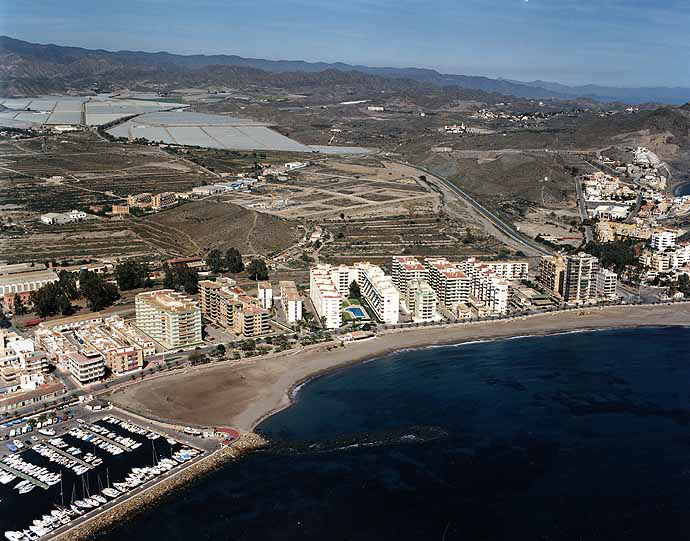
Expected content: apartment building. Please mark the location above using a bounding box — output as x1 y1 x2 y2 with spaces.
151 192 178 210
127 193 153 208
480 260 529 280
459 259 510 314
199 279 270 337
105 347 144 374
67 351 105 385
425 258 471 308
279 281 303 323
257 281 273 310
538 256 566 297
135 290 202 349
353 262 399 324
596 269 618 299
407 279 438 322
651 229 677 251
391 256 428 306
562 253 599 303
309 265 342 329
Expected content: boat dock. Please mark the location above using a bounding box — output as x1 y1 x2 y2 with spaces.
82 427 131 452
0 461 50 490
43 442 94 469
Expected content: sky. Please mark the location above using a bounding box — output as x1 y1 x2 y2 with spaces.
2 0 690 87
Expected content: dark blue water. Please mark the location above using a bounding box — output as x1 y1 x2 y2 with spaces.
97 327 690 540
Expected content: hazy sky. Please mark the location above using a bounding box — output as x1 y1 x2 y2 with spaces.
2 0 689 87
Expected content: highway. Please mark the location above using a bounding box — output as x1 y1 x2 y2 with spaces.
403 161 553 257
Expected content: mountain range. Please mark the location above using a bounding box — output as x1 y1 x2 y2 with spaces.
1 36 689 104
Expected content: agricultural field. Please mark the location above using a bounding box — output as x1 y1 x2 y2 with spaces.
0 131 215 219
319 214 501 268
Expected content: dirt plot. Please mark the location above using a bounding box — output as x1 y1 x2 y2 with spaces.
142 200 300 255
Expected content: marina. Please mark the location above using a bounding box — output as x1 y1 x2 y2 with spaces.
0 414 205 541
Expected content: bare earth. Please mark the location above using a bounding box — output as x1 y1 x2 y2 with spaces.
107 304 690 431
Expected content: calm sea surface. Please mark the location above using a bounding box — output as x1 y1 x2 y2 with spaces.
97 327 690 540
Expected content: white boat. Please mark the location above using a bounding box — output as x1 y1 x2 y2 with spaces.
18 483 35 495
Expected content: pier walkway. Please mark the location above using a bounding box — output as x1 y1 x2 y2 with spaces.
82 426 131 452
0 461 50 489
43 442 94 469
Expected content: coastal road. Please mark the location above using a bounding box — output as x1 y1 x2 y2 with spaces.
399 160 553 256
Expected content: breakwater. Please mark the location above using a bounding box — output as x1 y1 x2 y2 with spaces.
53 433 267 540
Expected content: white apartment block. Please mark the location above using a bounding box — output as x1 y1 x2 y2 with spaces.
353 262 399 324
651 230 677 251
480 260 529 280
425 258 471 308
67 352 105 385
309 265 343 329
596 269 618 299
391 256 428 305
458 259 510 313
135 290 202 350
257 281 273 310
309 263 400 327
410 280 438 322
279 281 303 323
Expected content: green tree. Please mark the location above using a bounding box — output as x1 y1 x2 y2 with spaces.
13 294 26 316
58 271 79 300
225 248 244 273
115 260 150 290
247 259 269 281
162 263 176 289
349 280 361 299
206 249 224 273
79 269 119 311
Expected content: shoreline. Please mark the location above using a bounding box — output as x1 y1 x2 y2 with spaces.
107 303 690 433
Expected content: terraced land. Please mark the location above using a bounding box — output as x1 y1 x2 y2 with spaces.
320 214 500 267
0 132 215 215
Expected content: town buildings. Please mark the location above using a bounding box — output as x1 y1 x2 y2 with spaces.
353 262 399 324
309 265 342 329
135 290 202 349
199 279 271 337
596 269 618 299
391 256 428 310
257 281 273 310
407 279 438 322
279 281 303 323
40 209 90 225
651 230 678 251
424 258 471 308
67 351 105 385
539 253 600 303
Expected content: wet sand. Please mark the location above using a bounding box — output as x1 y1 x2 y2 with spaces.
106 303 690 431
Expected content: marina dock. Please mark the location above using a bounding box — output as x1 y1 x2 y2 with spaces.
42 442 94 469
81 426 131 452
0 461 50 490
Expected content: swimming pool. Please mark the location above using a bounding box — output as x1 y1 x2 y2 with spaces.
345 306 367 319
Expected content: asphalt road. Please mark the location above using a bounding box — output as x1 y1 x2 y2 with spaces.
404 161 553 257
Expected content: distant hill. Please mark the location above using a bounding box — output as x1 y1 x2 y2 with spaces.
1 36 688 104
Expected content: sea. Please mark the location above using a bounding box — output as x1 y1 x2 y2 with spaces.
97 326 690 540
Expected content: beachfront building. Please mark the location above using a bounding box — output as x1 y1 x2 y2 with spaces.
538 256 566 297
596 269 618 299
309 265 342 329
562 253 599 303
407 279 438 322
257 281 273 310
199 279 271 337
135 290 202 349
391 256 428 309
353 262 399 324
459 258 510 314
424 258 471 308
279 281 303 323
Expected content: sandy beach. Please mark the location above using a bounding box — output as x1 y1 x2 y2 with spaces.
106 303 690 431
